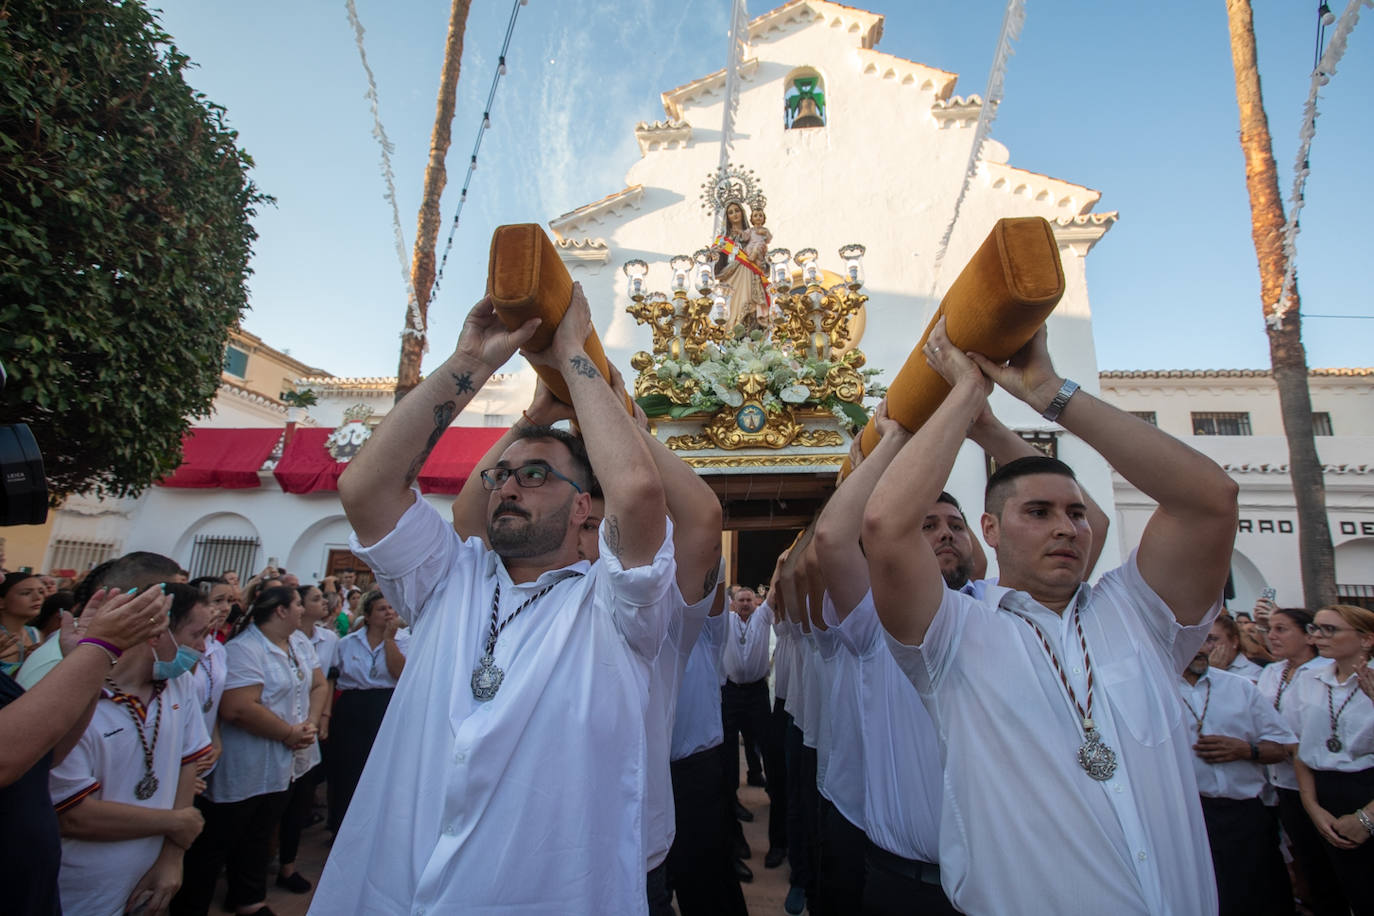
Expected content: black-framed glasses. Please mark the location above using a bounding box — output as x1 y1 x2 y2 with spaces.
1306 623 1354 637
480 463 583 493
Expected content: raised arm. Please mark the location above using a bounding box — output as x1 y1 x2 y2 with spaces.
524 284 666 568
815 402 910 618
864 319 990 646
968 404 1111 575
339 298 541 546
970 325 1238 625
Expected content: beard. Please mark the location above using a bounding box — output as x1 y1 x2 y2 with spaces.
1187 654 1210 677
940 555 974 591
487 499 572 560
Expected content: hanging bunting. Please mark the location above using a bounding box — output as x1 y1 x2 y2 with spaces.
715 0 750 236
932 0 1026 276
344 0 424 345
1270 0 1369 330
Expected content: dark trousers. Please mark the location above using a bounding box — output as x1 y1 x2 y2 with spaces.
1276 787 1346 916
171 789 292 915
327 687 392 833
646 861 674 916
763 696 790 852
1312 767 1374 916
785 721 819 897
665 744 749 916
721 678 770 784
817 795 867 916
278 761 323 867
862 841 958 916
1200 795 1293 916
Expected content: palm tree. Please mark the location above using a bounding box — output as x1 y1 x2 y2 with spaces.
396 0 473 401
1224 0 1336 607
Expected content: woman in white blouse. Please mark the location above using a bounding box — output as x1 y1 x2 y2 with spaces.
171 587 328 916
1257 607 1343 916
1292 604 1374 915
327 590 407 835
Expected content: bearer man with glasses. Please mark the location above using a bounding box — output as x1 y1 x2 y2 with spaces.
312 285 678 913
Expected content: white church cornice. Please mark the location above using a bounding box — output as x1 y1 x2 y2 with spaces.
549 185 645 238
931 94 983 127
294 376 398 396
219 380 286 411
857 48 957 99
749 1 884 50
1052 212 1119 257
555 237 611 266
982 161 1101 216
635 119 692 156
661 59 760 122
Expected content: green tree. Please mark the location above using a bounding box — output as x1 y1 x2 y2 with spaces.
0 0 268 500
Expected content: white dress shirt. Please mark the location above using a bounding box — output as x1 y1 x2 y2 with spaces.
50 675 211 916
196 638 229 739
885 551 1220 916
783 621 805 724
772 617 796 701
1292 658 1374 773
671 612 727 761
644 584 713 869
1226 655 1264 683
1180 667 1294 800
722 604 773 684
206 625 321 803
334 627 411 690
819 592 867 832
811 626 840 788
1256 656 1325 790
843 591 943 864
310 493 677 915
311 623 341 676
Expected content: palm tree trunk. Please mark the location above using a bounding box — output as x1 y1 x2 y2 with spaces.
1224 0 1337 608
395 0 473 401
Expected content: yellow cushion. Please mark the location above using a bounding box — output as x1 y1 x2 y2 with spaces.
486 224 630 411
853 216 1065 462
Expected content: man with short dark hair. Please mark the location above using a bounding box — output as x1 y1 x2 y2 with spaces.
721 584 772 813
313 287 677 912
865 319 1239 915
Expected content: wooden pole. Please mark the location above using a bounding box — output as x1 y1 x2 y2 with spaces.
395 0 473 402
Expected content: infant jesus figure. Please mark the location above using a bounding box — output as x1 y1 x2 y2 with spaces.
740 207 773 326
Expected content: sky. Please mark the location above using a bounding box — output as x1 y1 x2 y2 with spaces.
151 0 1372 379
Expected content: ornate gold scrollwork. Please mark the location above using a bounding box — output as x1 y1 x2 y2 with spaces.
682 453 847 469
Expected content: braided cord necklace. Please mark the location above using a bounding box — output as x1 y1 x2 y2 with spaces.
1184 678 1211 736
471 573 583 701
108 682 166 800
1008 599 1119 781
1325 681 1360 753
1272 660 1295 711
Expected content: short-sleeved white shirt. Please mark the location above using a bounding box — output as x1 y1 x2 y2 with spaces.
671 612 727 761
334 627 411 690
885 551 1220 916
644 584 713 868
722 605 773 684
772 618 796 701
818 592 867 832
1225 655 1264 683
1180 667 1294 800
1292 658 1374 773
195 638 229 739
205 625 320 803
50 674 211 916
1256 656 1324 791
310 492 677 915
310 623 341 676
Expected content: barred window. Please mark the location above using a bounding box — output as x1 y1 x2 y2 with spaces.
1312 412 1334 436
188 535 260 580
223 344 249 378
1130 411 1157 426
1191 412 1251 436
47 537 116 575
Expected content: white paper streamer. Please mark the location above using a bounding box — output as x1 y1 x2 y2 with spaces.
1270 0 1369 330
715 0 750 236
932 0 1026 274
345 0 426 347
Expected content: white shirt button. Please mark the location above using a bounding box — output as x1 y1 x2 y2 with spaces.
454 751 466 763
445 823 456 836
1115 785 1123 793
1073 666 1082 675
1137 851 1147 862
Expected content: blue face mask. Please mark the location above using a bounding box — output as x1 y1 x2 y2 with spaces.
153 636 202 681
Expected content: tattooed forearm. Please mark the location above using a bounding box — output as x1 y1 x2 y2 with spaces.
568 355 601 379
405 401 457 485
604 514 622 559
451 371 475 395
702 561 720 599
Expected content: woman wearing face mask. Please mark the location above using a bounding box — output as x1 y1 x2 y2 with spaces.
1291 604 1374 914
0 572 47 677
1257 608 1344 916
327 590 407 834
49 583 215 916
171 587 327 916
